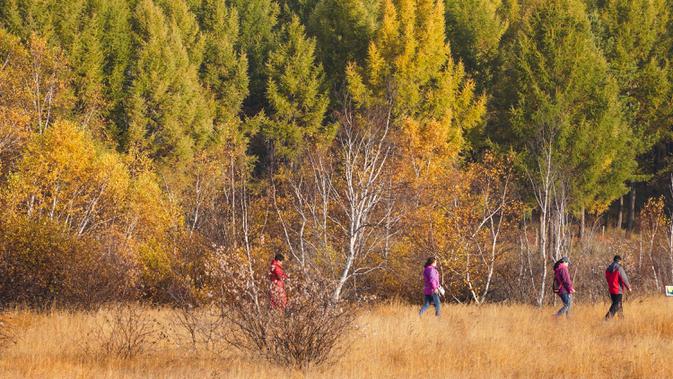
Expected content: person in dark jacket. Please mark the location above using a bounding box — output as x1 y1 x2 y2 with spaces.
605 255 631 320
553 256 575 317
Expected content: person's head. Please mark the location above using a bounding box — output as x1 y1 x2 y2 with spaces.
554 256 569 269
274 254 285 262
424 257 437 267
613 255 622 263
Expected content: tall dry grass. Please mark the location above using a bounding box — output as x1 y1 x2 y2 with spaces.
1 296 672 378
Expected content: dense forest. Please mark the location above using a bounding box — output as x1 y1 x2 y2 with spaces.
1 0 673 308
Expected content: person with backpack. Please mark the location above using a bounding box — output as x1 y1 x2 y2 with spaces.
605 255 631 320
553 256 575 317
419 257 442 317
269 254 288 310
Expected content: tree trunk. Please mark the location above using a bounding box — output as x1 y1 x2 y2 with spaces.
627 186 636 235
580 207 585 239
617 195 623 230
537 212 548 307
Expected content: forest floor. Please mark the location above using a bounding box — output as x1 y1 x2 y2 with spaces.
1 296 672 378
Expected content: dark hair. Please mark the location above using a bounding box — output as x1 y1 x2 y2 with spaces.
274 254 285 262
424 257 436 267
613 255 622 262
553 257 569 270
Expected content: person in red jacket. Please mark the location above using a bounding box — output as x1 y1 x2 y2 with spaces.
553 256 575 317
605 255 631 320
269 254 288 310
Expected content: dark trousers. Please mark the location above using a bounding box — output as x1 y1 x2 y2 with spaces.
419 293 441 316
555 292 572 317
605 293 623 319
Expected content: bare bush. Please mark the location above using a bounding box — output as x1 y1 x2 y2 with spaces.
168 302 223 353
84 303 164 359
211 253 355 368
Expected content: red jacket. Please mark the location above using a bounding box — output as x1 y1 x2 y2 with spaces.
605 262 631 295
269 259 288 309
269 259 287 287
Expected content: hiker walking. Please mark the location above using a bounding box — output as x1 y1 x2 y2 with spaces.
553 256 575 317
269 254 288 310
605 255 631 320
419 257 442 317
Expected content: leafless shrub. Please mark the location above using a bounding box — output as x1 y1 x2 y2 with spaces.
83 303 165 359
211 252 355 368
168 301 223 353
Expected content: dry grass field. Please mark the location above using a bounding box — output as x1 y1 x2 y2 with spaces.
1 296 672 379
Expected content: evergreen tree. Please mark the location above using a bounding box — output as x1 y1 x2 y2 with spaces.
51 0 86 48
278 0 321 22
126 0 213 167
590 0 672 179
0 0 56 42
198 0 249 129
100 0 133 142
229 0 279 114
444 0 508 90
264 16 330 163
497 0 637 212
156 0 205 67
347 0 486 161
307 0 379 88
68 9 107 133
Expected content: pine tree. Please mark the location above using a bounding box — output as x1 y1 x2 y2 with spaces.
68 10 107 134
347 0 486 164
156 0 205 67
307 0 379 88
229 0 279 114
52 0 86 48
198 0 249 129
126 0 213 167
590 0 672 179
100 0 133 142
444 0 508 90
0 0 56 42
499 0 637 212
277 0 320 23
264 15 330 163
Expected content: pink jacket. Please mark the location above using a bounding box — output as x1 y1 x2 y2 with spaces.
423 265 440 295
553 264 574 295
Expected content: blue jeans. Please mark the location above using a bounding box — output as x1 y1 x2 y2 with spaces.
556 293 572 317
419 293 441 316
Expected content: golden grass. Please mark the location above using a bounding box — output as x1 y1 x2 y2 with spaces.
1 296 672 378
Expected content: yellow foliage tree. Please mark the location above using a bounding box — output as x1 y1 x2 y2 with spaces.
346 0 487 297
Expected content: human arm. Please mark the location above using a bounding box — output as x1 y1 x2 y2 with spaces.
269 262 287 281
430 268 440 293
619 266 631 291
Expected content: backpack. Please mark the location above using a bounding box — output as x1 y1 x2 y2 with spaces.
552 261 562 294
552 275 560 294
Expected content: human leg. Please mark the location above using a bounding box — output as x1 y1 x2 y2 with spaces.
605 293 622 320
431 293 441 317
555 293 571 317
419 295 433 316
614 293 623 318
